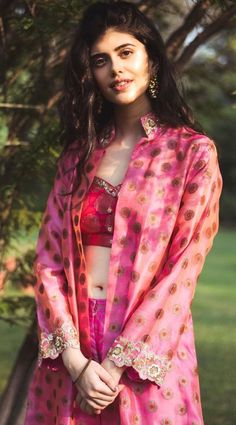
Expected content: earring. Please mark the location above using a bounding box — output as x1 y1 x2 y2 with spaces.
148 75 158 99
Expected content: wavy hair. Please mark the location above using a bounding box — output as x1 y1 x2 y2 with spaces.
58 1 200 187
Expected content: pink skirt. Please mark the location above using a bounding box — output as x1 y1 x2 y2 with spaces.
73 298 120 424
88 297 107 363
24 298 120 425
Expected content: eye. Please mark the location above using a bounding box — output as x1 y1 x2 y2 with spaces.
91 56 107 68
120 49 133 58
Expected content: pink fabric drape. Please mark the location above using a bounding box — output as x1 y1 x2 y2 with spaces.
24 113 223 425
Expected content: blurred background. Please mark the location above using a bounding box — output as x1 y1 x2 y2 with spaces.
0 1 235 424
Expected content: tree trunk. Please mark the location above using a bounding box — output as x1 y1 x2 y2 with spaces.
0 319 38 425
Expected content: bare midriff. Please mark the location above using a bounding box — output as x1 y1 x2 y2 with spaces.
84 245 111 299
84 136 139 299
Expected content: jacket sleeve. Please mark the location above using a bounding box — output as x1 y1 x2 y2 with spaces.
107 138 223 386
33 156 80 364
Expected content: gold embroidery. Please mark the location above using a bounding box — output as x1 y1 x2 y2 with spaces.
107 336 170 386
142 114 159 137
93 176 122 197
38 322 80 364
112 346 122 356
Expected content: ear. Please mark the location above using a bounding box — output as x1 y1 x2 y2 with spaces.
149 59 159 77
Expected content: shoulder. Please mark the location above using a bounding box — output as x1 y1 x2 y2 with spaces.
162 125 215 148
53 141 81 192
161 125 218 164
155 126 220 186
58 140 81 173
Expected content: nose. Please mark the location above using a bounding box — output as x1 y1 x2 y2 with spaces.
110 56 123 77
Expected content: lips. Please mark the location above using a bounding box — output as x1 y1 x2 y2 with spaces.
110 79 133 90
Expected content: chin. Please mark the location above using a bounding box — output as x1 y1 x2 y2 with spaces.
113 96 140 106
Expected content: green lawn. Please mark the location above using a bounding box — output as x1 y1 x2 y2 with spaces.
0 227 235 424
192 227 236 425
0 321 27 393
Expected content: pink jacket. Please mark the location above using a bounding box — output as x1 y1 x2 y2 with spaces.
25 113 223 425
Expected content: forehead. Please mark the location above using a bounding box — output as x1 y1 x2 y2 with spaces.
90 28 144 54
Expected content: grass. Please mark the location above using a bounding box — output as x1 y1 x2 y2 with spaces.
0 227 235 424
192 228 236 425
0 321 27 394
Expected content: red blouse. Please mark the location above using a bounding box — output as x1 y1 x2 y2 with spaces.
80 176 122 248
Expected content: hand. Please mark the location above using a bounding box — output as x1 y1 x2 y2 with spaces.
76 392 101 416
75 378 124 416
62 348 125 415
101 357 126 386
62 346 88 381
76 358 126 416
75 359 123 412
78 357 125 415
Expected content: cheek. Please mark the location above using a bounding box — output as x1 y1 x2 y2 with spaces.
131 53 150 82
92 69 107 92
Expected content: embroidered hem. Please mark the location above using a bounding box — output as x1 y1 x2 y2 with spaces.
107 336 170 386
38 322 80 365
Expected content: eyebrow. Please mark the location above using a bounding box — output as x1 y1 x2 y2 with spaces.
90 43 136 57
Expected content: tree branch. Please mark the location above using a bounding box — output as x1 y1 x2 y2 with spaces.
174 4 236 71
166 0 214 60
0 89 62 111
0 102 45 112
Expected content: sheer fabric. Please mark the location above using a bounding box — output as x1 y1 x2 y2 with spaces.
80 176 121 248
24 113 223 425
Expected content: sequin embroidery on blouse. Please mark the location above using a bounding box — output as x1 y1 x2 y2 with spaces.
93 176 122 197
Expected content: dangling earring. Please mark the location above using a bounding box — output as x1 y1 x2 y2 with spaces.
148 75 158 99
96 92 104 114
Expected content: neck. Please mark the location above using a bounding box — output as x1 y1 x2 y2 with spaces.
113 96 152 145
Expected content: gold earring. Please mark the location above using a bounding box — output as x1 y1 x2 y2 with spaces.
148 75 158 99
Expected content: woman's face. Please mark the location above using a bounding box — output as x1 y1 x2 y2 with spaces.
90 28 152 106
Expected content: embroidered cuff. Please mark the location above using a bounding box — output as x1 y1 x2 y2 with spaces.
107 336 170 386
38 322 80 365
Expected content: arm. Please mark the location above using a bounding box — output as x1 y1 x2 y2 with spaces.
107 138 223 386
33 159 80 364
34 152 122 415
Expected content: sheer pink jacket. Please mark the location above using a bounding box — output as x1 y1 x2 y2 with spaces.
25 113 223 424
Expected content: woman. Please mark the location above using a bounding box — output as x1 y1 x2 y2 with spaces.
25 2 223 424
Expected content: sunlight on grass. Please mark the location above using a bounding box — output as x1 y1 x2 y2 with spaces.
192 228 236 425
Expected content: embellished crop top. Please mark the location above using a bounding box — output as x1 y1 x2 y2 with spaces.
80 176 122 248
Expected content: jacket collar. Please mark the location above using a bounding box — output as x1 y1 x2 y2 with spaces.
140 112 159 139
97 111 159 148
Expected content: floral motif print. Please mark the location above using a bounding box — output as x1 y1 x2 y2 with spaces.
39 321 80 362
24 113 223 425
107 336 170 386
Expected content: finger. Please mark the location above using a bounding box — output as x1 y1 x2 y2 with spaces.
76 393 83 406
85 383 124 402
84 401 100 416
78 395 85 410
118 384 125 391
93 408 102 415
75 372 116 397
98 368 118 393
86 398 109 409
85 396 115 409
87 393 116 403
77 380 116 400
80 399 93 415
90 378 124 399
94 380 119 396
86 404 95 416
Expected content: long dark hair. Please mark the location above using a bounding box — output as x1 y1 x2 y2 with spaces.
58 1 200 187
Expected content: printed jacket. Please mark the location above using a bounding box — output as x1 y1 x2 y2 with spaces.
25 113 223 425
